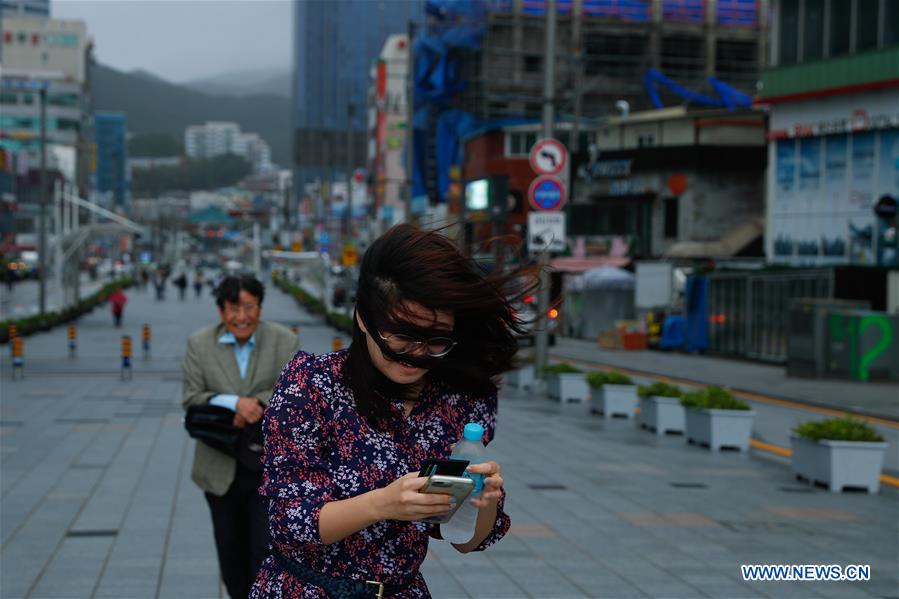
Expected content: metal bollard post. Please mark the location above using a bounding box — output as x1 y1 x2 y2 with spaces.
11 336 24 379
68 324 77 358
332 336 342 352
142 324 151 358
121 335 133 380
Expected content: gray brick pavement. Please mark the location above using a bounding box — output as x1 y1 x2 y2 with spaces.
1 279 896 598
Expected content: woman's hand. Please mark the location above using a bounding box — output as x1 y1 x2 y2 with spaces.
466 461 504 509
371 472 454 522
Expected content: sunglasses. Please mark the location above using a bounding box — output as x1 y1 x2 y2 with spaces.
377 331 457 358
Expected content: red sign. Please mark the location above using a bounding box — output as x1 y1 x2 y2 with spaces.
529 138 567 176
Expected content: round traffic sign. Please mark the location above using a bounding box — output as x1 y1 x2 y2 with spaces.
528 175 567 211
529 138 567 176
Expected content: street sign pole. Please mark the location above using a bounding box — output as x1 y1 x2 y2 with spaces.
534 0 557 390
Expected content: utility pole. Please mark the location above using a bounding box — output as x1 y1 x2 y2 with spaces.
534 0 556 387
405 20 416 226
345 103 355 238
38 87 48 315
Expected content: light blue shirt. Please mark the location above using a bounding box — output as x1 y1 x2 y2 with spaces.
209 331 256 412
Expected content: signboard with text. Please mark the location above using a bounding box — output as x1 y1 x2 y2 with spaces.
528 211 566 253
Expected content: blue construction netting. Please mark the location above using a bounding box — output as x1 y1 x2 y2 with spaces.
483 0 756 25
643 68 753 110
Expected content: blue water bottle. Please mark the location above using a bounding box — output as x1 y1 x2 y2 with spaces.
442 422 486 544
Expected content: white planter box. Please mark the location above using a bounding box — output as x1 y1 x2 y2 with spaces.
685 408 756 451
639 396 685 435
790 435 888 493
593 385 638 419
547 373 589 403
505 366 534 390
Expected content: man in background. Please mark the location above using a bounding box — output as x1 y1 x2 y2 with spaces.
182 275 298 598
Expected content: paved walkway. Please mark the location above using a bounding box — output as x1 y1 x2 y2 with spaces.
1 281 896 598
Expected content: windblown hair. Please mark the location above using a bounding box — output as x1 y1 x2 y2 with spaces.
345 224 537 430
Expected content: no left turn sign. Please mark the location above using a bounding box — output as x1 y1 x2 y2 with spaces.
529 138 567 176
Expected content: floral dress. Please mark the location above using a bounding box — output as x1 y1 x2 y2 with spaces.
250 350 510 598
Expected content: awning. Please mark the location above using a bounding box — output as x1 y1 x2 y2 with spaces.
664 217 763 258
550 257 631 273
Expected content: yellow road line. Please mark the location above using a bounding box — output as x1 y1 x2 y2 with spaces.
749 439 899 489
552 355 899 429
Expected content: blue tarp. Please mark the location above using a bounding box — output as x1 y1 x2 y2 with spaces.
644 68 753 111
659 315 686 350
684 276 709 353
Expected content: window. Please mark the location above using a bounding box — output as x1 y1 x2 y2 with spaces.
509 132 522 155
57 118 80 132
802 0 825 61
48 93 78 107
523 55 541 73
637 133 655 147
885 0 899 46
664 198 679 239
0 92 17 105
855 0 879 51
22 92 34 105
779 0 799 64
661 35 705 83
829 0 852 57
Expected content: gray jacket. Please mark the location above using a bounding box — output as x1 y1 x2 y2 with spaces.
182 320 299 495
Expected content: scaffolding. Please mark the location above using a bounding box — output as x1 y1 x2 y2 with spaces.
451 0 767 121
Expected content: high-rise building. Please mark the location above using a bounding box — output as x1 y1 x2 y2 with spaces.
184 121 274 174
95 112 128 208
0 0 49 17
292 0 424 224
760 0 899 267
1 15 89 84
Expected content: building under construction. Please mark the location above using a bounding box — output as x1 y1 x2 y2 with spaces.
450 0 767 125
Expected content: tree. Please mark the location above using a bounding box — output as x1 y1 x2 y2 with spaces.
129 133 184 157
131 154 252 197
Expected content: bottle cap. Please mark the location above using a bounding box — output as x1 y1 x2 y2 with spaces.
462 422 484 442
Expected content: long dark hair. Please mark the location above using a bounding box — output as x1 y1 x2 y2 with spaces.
344 224 536 429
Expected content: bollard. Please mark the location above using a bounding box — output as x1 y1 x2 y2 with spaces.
291 325 300 344
121 335 133 380
68 324 77 358
332 336 342 352
8 324 18 340
142 324 151 357
11 336 23 379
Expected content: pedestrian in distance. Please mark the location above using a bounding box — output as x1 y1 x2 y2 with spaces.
250 224 536 598
182 275 299 599
154 270 166 301
109 287 128 328
139 266 150 290
194 269 205 298
173 272 188 300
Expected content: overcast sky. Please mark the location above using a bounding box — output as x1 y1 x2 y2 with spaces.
53 0 292 83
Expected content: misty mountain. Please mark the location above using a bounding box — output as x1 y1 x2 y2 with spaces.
91 63 291 165
185 68 291 98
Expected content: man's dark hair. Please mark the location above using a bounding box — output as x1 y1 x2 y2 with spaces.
215 275 265 309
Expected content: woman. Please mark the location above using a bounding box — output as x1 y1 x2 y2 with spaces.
251 225 534 598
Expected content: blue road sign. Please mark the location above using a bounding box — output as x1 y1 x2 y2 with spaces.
528 176 567 211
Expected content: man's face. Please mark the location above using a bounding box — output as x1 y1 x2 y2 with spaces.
219 289 261 344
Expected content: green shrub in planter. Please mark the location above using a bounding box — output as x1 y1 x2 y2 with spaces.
544 363 583 375
793 418 884 443
637 382 681 399
586 371 633 388
680 386 751 410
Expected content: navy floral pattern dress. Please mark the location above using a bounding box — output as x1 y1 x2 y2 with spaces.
250 350 510 598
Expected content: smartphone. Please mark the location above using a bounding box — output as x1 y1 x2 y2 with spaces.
418 458 469 478
417 474 474 524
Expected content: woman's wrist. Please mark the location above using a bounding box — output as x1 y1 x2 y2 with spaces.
366 487 386 522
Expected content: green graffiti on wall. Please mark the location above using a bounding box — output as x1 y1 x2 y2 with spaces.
828 314 895 381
